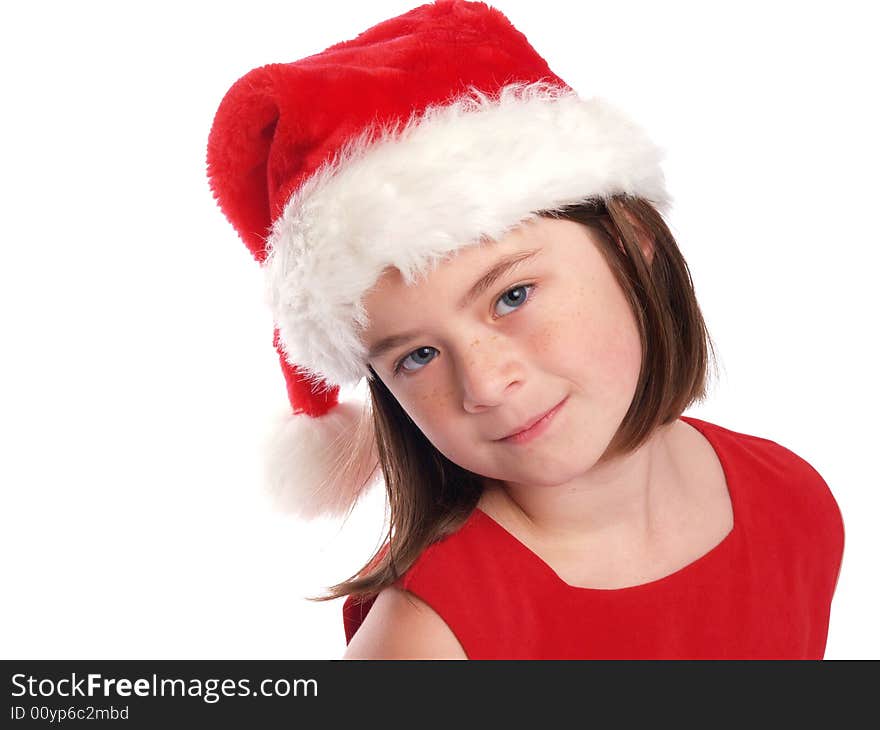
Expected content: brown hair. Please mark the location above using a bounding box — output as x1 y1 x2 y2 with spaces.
306 194 719 603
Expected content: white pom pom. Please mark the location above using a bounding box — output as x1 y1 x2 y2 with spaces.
262 399 382 520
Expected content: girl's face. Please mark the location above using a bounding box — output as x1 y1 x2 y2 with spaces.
362 216 645 488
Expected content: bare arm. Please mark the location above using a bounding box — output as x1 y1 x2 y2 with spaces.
343 586 468 659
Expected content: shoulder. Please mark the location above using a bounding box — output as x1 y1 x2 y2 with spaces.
342 509 494 658
683 415 833 487
343 586 468 659
685 416 845 544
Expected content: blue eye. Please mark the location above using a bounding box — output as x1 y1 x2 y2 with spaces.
392 283 536 376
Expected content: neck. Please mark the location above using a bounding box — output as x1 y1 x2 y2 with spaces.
479 420 687 552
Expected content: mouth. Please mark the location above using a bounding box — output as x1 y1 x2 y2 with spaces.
496 396 568 443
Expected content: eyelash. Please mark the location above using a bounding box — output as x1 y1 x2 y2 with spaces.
392 282 538 377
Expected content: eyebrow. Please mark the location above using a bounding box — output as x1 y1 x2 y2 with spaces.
366 247 543 362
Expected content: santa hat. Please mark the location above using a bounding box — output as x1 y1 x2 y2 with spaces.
206 0 671 520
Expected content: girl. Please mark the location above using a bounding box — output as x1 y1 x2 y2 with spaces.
206 0 845 659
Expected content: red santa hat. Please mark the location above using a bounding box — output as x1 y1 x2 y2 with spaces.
206 0 671 520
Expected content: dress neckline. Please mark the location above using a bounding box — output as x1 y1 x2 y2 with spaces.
472 415 739 593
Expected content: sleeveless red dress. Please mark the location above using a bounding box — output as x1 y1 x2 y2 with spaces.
342 416 845 659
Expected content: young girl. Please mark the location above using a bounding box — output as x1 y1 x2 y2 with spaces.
206 0 845 659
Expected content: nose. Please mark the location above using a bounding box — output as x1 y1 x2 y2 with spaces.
458 335 523 412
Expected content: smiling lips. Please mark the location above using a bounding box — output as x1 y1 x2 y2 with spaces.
497 396 567 442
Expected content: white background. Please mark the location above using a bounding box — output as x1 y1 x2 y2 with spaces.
1 0 876 659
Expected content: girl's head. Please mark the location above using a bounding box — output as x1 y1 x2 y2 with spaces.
206 1 716 601
316 195 717 602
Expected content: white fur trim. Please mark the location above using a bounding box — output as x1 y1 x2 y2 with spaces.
264 80 671 389
262 399 381 520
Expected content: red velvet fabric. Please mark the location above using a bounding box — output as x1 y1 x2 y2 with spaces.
343 416 845 658
206 0 564 263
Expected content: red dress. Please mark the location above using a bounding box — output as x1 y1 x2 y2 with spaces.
343 416 845 659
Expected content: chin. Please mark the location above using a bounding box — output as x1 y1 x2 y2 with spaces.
497 459 587 488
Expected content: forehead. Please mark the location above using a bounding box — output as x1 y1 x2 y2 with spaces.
364 219 541 312
370 216 554 296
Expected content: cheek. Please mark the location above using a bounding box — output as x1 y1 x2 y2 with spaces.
397 385 456 444
398 383 485 467
533 281 642 393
